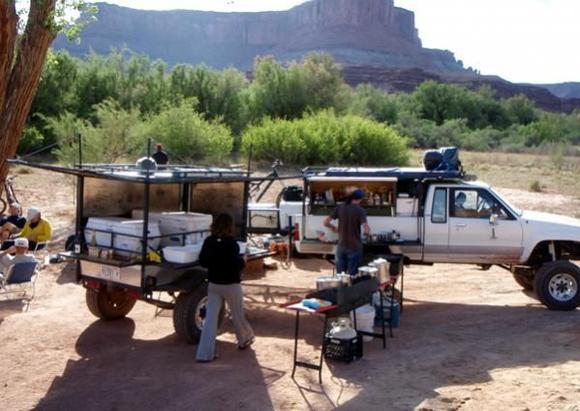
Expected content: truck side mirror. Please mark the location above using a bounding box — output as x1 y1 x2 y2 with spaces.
489 214 498 226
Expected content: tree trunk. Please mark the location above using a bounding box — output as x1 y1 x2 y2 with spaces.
0 0 57 183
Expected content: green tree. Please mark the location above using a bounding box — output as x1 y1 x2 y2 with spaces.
0 0 94 179
503 94 538 125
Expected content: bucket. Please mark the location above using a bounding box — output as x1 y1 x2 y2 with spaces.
351 304 375 342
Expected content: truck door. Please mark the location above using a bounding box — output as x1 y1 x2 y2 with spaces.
423 187 451 262
448 188 523 263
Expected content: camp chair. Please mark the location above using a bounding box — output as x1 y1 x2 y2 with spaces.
0 261 39 306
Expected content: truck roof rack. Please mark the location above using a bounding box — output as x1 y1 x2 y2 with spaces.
302 166 465 182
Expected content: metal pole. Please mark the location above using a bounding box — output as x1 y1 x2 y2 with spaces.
78 132 83 169
75 175 84 282
141 138 152 290
246 144 253 177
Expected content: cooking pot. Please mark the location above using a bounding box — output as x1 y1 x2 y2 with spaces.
316 276 343 290
357 266 378 279
369 258 390 284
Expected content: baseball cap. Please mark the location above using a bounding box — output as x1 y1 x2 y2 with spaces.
14 238 29 248
351 189 365 200
27 207 40 220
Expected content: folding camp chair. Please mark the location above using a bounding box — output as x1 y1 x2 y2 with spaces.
0 261 39 306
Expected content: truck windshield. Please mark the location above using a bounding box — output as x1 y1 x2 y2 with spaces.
489 187 522 216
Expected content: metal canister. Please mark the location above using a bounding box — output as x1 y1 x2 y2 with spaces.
370 258 390 284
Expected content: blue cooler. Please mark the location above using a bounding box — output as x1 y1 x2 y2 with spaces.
374 299 400 328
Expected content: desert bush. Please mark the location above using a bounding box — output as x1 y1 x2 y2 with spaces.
348 84 399 125
18 126 45 155
51 100 142 164
241 110 408 165
138 100 233 163
529 180 542 192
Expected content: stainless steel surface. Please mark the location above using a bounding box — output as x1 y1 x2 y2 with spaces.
316 276 343 290
369 258 390 284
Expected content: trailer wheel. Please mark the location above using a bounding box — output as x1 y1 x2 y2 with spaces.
534 261 580 311
85 287 137 320
173 283 224 344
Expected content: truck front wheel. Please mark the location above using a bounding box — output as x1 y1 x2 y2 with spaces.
86 287 137 320
534 261 580 310
173 283 224 344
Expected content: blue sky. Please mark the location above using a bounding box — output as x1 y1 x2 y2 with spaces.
95 0 580 84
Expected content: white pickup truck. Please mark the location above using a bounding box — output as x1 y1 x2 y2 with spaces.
249 166 580 311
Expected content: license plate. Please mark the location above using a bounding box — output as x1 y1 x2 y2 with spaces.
100 265 121 282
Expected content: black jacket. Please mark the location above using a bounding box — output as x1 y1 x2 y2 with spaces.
199 235 245 284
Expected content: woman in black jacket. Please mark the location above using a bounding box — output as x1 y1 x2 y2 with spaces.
196 213 255 362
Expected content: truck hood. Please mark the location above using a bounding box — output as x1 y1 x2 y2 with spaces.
521 210 580 229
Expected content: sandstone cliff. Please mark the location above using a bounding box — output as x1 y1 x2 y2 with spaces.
54 0 465 73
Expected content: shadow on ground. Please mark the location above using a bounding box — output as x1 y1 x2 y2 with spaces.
33 293 580 410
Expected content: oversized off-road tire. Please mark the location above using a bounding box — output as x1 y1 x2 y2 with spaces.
85 287 137 320
173 283 225 344
534 261 580 311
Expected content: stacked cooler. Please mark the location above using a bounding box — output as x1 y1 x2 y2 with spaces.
131 211 213 263
84 217 161 257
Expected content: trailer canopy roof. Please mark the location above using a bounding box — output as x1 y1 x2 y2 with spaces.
8 160 300 184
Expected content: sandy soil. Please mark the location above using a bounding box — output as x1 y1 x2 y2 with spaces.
1 168 580 411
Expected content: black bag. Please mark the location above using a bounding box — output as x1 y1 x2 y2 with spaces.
423 150 443 171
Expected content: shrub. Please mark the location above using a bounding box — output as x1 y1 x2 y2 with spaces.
530 180 542 192
51 100 142 164
18 126 45 155
241 110 408 166
139 101 233 163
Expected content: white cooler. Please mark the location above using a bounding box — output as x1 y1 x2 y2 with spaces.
132 211 213 247
85 217 161 256
163 243 203 264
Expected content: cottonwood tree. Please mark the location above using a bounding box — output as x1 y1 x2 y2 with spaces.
0 0 92 181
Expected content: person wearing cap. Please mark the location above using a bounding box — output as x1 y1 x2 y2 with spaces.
152 143 169 165
15 207 52 251
0 203 26 242
324 188 370 276
0 237 36 275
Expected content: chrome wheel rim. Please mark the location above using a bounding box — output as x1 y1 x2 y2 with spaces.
195 296 209 330
548 273 578 302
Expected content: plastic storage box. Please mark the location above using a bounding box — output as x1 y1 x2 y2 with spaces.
132 210 212 247
85 217 161 257
163 243 203 264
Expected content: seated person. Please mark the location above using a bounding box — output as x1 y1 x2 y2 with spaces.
2 207 52 251
0 237 36 276
453 192 476 218
0 203 26 242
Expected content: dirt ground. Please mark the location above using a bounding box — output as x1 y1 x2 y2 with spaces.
2 167 580 411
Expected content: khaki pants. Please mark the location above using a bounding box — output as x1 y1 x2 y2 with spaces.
196 282 254 361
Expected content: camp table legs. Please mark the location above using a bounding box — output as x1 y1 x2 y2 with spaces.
352 294 387 349
291 310 328 384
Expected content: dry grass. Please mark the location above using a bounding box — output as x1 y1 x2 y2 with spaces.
410 150 580 199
